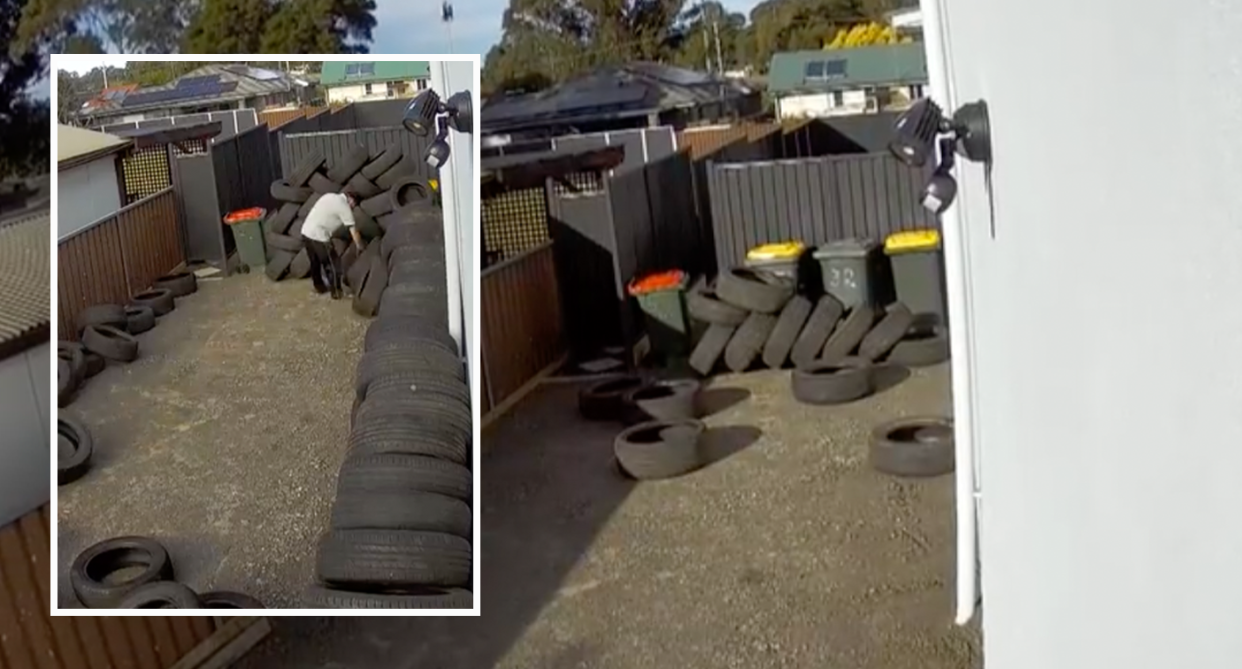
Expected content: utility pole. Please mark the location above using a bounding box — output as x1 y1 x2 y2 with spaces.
442 1 456 53
711 12 724 74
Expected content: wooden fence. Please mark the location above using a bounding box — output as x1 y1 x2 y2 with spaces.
0 505 216 669
481 242 565 420
57 189 184 341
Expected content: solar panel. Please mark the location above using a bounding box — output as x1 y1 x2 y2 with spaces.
121 81 241 107
177 75 221 88
245 67 282 81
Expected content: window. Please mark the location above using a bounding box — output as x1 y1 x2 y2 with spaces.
416 78 428 91
387 81 396 96
345 62 376 78
804 59 847 82
910 84 926 99
365 83 373 95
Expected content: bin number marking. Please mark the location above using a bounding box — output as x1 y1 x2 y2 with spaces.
827 268 858 290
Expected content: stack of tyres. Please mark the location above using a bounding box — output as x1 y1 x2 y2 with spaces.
308 198 472 610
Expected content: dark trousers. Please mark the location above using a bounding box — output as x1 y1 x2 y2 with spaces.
303 237 343 295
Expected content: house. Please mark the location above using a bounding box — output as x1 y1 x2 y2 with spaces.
77 63 308 126
55 125 132 238
767 44 928 120
320 61 430 103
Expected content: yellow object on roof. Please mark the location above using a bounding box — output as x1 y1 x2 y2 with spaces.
747 241 806 261
885 229 941 253
57 124 131 167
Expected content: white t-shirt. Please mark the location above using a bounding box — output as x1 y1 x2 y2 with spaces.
300 193 356 242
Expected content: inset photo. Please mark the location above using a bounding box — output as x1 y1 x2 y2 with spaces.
53 55 479 613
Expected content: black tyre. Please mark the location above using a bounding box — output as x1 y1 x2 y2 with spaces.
57 342 85 385
689 323 735 376
869 417 955 477
578 376 647 421
131 288 175 317
57 360 76 408
118 582 201 609
375 156 418 190
352 254 389 318
82 325 138 362
390 176 431 211
308 172 343 195
288 248 312 280
790 294 844 369
317 529 471 588
349 410 470 465
686 281 747 325
723 312 777 373
199 591 265 609
84 351 106 378
288 148 326 187
288 218 305 238
70 536 174 608
153 271 198 297
715 268 794 314
346 172 383 199
360 191 394 217
75 304 127 335
762 295 812 369
345 242 377 289
378 295 449 323
353 207 382 241
58 414 93 485
332 490 471 537
125 306 155 335
821 305 876 363
360 145 403 180
337 453 472 501
268 203 300 234
625 379 700 421
360 371 468 404
354 389 471 437
363 316 456 353
858 302 915 361
355 345 464 396
326 144 371 184
270 179 312 203
305 585 471 609
266 249 296 281
791 358 873 405
887 326 950 367
614 418 705 480
297 193 323 218
376 212 402 233
265 231 304 253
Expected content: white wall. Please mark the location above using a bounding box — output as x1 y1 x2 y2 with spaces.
57 157 122 239
326 79 429 104
776 87 921 119
938 0 1242 666
0 343 50 527
429 61 476 385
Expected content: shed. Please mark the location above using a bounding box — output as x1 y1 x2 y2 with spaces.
56 124 132 239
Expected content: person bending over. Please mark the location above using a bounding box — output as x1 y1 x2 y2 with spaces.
300 189 363 299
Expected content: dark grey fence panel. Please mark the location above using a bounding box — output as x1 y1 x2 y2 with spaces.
174 153 226 266
607 166 654 291
546 186 621 357
647 131 675 162
280 128 436 184
642 151 700 274
213 124 278 222
707 153 937 271
353 99 408 128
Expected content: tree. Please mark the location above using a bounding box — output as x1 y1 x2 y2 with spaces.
824 21 910 48
259 0 377 53
2 0 54 176
183 0 276 54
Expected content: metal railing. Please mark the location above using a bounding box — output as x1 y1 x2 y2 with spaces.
57 188 184 340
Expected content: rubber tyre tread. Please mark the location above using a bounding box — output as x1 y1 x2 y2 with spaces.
762 295 812 369
266 231 304 253
82 325 138 362
270 179 312 203
354 391 471 437
125 306 155 335
316 529 471 588
886 326 950 367
364 316 456 353
723 312 777 373
689 323 735 376
354 207 383 241
336 453 472 501
858 302 915 361
355 345 464 396
70 536 174 608
58 414 93 485
791 358 874 405
331 491 471 537
288 248 312 280
153 271 197 297
348 418 469 464
84 351 105 378
288 149 326 187
360 369 469 404
346 242 378 289
869 417 955 477
791 294 844 368
326 144 371 184
614 419 705 480
269 203 299 234
686 282 747 325
360 146 403 179
76 304 127 334
118 582 201 609
305 585 471 609
266 249 295 281
297 193 323 218
715 268 794 314
58 342 85 384
360 191 394 217
375 156 418 190
130 289 174 317
199 591 265 609
308 172 342 195
821 305 876 363
390 176 431 211
352 254 389 317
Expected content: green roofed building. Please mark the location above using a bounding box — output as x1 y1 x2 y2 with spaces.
767 44 928 119
321 61 431 103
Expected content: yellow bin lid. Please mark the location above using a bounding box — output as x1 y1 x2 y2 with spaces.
747 241 806 261
885 229 941 254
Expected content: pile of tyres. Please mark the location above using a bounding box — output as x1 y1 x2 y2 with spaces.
686 267 950 404
57 270 200 486
578 376 713 481
69 535 263 609
306 204 473 609
262 143 434 318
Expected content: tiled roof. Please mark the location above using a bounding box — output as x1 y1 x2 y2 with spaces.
0 209 50 360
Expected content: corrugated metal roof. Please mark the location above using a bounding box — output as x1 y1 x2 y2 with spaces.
57 125 130 164
768 44 927 94
0 209 49 360
321 61 430 86
83 63 303 117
